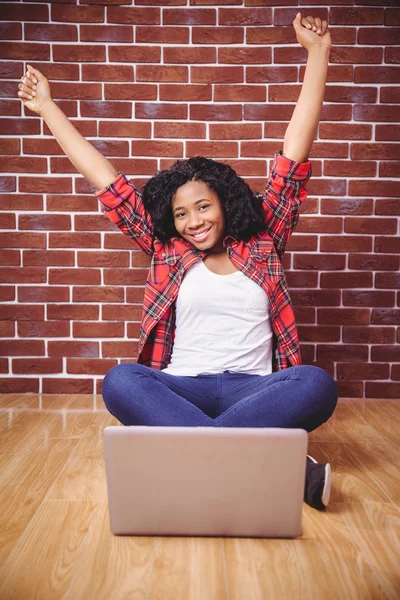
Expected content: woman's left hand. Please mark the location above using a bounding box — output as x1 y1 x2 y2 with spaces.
292 12 331 51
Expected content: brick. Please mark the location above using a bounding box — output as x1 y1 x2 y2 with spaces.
274 7 328 26
0 22 22 40
246 66 297 83
13 358 64 375
0 42 50 61
105 84 157 101
108 6 160 24
18 285 70 302
0 3 49 21
291 308 315 325
375 199 400 216
0 80 19 98
349 180 399 197
219 8 272 25
319 308 371 326
80 101 131 119
330 7 383 24
0 138 19 155
240 141 286 158
338 363 390 380
321 105 352 121
244 104 293 121
376 125 400 141
19 177 72 194
72 286 123 303
295 217 342 235
136 26 189 44
308 65 354 83
317 344 369 362
164 47 216 64
380 161 400 177
43 378 94 395
355 67 400 84
72 324 124 340
22 250 74 268
0 157 46 173
135 0 187 4
343 291 395 308
159 84 211 102
219 47 272 64
44 119 97 138
80 24 133 43
82 65 133 82
25 24 78 42
319 123 372 141
53 45 106 62
349 254 399 271
345 217 397 235
216 84 266 102
99 121 151 138
351 143 400 160
385 8 400 25
103 268 149 286
385 47 400 64
103 159 156 176
264 123 287 138
380 87 400 103
187 141 238 158
336 381 363 399
220 159 266 176
321 198 373 216
53 82 102 101
326 85 377 103
131 140 183 157
29 63 79 81
371 309 400 325
290 290 340 307
286 236 318 253
48 340 99 357
285 271 318 288
358 27 400 45
163 8 216 24
392 365 400 381
371 345 400 362
330 46 383 64
49 268 100 285
0 340 44 357
136 102 187 120
323 235 373 254
0 267 46 284
0 62 23 79
109 46 161 63
49 232 101 249
210 123 261 140
0 194 43 212
66 358 118 375
23 139 63 155
274 47 308 64
246 27 296 46
324 160 376 177
376 236 400 255
102 341 139 360
320 272 373 289
191 66 243 83
293 254 346 271
343 325 396 344
366 382 400 399
190 104 242 121
192 26 243 44
137 65 188 82
51 5 104 23
298 326 340 343
375 273 400 290
0 232 45 248
153 122 206 139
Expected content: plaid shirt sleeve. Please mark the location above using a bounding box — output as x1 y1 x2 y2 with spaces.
96 172 154 257
262 150 312 258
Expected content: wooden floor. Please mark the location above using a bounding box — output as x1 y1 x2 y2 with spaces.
0 395 399 600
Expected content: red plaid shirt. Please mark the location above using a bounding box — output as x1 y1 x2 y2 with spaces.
97 150 312 372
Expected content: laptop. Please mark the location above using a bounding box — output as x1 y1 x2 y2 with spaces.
103 426 308 538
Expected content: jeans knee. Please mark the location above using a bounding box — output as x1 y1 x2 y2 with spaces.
102 362 144 410
311 365 338 418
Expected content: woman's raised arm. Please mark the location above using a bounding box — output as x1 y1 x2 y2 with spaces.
283 13 331 164
18 64 118 191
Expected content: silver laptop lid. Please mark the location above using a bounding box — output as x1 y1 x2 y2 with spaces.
104 426 308 538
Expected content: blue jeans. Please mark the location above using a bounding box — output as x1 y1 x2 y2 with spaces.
101 363 338 433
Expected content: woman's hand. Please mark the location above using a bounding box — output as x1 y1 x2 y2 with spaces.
292 12 331 52
18 64 52 116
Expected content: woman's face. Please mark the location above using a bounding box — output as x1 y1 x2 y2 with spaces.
172 180 226 253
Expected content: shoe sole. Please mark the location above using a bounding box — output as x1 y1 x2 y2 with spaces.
307 455 331 508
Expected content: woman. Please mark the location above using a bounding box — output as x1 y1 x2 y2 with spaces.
18 13 337 510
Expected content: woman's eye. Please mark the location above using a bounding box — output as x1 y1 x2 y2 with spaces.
199 205 209 211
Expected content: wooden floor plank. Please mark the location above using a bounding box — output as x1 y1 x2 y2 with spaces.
0 500 99 600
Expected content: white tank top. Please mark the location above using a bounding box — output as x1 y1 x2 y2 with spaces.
161 260 273 376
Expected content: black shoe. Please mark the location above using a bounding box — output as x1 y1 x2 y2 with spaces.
304 455 331 510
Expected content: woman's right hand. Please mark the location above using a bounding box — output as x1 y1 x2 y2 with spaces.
18 64 52 116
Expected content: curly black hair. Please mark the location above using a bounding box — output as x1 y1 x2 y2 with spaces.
141 156 266 243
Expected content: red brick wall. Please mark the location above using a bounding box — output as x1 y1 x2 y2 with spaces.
0 2 399 398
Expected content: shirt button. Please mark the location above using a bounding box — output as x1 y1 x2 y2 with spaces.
162 252 166 258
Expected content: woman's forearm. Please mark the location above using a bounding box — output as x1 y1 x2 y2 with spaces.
40 99 118 190
283 45 330 163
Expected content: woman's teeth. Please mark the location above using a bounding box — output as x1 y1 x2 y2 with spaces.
192 228 210 241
